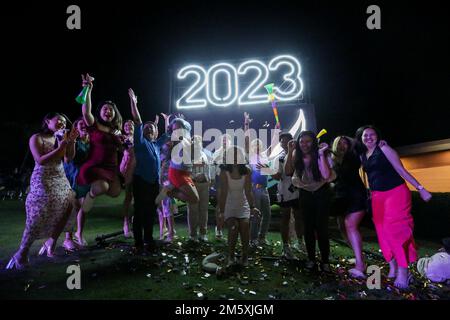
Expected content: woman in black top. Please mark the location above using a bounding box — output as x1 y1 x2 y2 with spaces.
356 125 432 289
331 136 367 279
285 131 335 272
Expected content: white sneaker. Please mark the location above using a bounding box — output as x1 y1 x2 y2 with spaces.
199 234 208 242
155 188 168 205
283 245 297 260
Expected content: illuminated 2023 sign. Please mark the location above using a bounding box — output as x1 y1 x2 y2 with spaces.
175 55 304 109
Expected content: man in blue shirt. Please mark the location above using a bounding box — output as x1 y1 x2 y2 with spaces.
128 88 169 254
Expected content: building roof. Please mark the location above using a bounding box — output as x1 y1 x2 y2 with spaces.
396 139 450 156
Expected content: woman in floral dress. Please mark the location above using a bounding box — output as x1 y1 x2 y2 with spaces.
5 112 78 269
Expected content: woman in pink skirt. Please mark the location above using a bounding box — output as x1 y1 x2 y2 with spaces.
357 125 432 288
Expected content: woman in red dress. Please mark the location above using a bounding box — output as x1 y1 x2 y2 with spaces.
75 74 124 244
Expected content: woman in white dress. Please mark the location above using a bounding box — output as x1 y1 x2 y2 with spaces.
218 146 260 266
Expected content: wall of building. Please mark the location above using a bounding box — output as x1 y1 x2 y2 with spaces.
400 150 450 193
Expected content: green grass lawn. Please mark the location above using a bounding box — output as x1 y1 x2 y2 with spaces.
0 193 449 300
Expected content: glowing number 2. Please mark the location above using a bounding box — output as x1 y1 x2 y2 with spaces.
237 60 269 105
176 65 207 109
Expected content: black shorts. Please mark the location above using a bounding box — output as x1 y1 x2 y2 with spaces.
331 190 367 216
279 199 298 209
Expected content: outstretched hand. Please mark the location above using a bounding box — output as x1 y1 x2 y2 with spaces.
160 112 169 120
244 112 252 125
319 142 329 156
419 188 432 202
66 126 79 143
128 88 138 104
81 73 94 88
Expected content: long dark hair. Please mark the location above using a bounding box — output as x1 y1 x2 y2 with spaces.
223 146 250 176
95 101 122 131
355 125 382 154
40 112 71 134
294 131 322 182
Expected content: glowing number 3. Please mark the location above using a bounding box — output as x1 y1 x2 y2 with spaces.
176 55 303 109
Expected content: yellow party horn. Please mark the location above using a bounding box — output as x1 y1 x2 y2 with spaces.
316 129 327 140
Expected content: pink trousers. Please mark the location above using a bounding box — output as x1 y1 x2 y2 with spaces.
372 183 417 268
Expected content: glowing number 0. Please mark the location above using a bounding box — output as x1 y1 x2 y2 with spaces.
206 63 238 107
176 65 207 109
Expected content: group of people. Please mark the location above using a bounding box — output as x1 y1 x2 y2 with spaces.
5 73 436 290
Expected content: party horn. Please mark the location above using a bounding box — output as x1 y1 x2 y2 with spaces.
264 83 274 95
316 129 327 139
272 104 280 123
76 86 89 104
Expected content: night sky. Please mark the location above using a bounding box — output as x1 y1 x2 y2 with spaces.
1 1 449 169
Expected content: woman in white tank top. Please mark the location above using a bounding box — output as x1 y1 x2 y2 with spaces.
218 146 260 266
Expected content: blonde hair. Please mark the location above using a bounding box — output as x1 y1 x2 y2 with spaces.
332 136 353 164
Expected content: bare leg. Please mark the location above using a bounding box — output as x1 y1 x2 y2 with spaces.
227 218 239 264
90 180 110 197
395 266 410 289
168 184 199 204
46 203 74 253
158 205 164 240
75 205 86 243
344 211 366 271
122 186 133 236
167 214 175 241
238 218 250 265
388 259 398 279
106 177 122 198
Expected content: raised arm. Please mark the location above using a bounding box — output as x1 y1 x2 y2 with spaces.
318 143 332 180
380 145 432 201
161 113 171 133
81 74 95 126
128 88 142 125
29 134 67 165
244 112 251 155
284 140 296 176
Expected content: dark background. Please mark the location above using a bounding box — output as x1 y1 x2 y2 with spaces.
1 0 449 170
